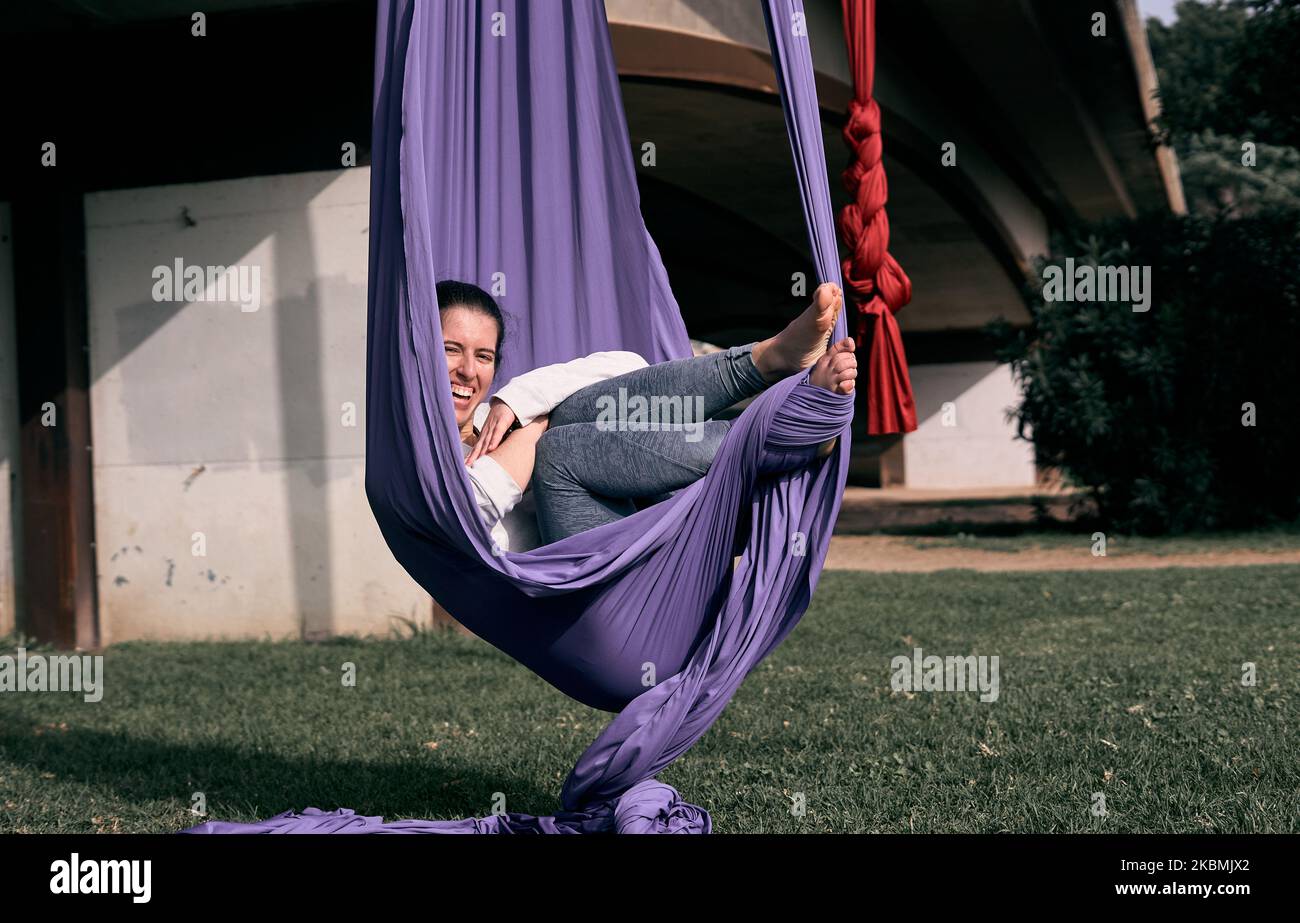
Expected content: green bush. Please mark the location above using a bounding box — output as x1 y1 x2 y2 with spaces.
988 209 1300 533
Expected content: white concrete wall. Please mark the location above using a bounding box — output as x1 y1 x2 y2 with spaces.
904 362 1037 489
84 168 432 643
0 203 19 638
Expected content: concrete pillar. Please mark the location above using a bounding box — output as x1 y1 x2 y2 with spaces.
0 203 20 637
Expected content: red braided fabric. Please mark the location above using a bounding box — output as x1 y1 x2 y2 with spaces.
837 0 917 434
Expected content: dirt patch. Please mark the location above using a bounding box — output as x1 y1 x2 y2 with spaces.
824 535 1300 572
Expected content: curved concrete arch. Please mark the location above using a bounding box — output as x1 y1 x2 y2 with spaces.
608 20 1037 331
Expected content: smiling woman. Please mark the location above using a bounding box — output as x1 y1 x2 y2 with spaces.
436 279 505 434
437 277 854 556
437 279 654 554
436 279 550 554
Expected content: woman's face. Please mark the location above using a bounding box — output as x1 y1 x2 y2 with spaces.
441 306 499 433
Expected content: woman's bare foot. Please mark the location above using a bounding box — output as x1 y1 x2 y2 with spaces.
807 340 856 459
752 282 843 382
809 337 857 394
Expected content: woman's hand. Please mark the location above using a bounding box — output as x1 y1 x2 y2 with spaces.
467 413 551 493
466 398 518 466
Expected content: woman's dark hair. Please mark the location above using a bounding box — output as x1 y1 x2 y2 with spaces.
436 279 505 365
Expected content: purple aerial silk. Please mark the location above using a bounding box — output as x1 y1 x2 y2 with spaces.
183 0 851 835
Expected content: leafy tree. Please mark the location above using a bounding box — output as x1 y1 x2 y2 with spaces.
1178 130 1300 216
988 210 1300 533
1229 0 1300 149
986 1 1300 533
1148 0 1300 149
1147 0 1250 142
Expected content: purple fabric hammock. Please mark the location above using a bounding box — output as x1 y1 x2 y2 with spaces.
183 0 852 835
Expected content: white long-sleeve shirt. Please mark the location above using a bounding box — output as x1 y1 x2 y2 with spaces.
460 350 648 553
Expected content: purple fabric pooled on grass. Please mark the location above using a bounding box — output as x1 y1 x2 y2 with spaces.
183 0 850 835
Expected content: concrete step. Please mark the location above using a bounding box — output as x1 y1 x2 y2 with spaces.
834 485 1091 533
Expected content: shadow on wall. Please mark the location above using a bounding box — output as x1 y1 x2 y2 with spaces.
85 170 358 641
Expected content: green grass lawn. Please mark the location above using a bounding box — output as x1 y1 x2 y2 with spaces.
2 565 1296 833
899 523 1300 556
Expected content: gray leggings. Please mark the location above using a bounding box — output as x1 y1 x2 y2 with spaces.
532 344 770 544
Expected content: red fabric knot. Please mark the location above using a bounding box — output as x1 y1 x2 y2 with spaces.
835 2 917 435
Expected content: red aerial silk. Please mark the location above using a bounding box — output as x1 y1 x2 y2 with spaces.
837 0 917 434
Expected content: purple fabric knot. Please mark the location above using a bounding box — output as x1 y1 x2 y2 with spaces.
611 779 712 834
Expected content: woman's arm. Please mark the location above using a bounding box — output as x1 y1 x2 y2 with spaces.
468 351 646 465
476 415 549 492
461 416 549 544
463 450 523 526
478 350 648 428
